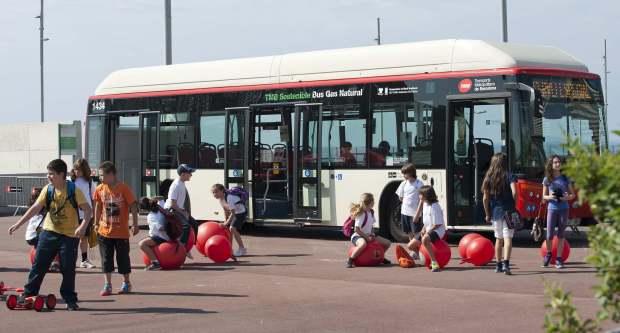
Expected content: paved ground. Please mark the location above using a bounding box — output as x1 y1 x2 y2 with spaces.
0 216 606 332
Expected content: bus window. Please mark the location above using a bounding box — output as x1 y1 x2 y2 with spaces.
371 101 435 168
159 112 195 169
199 112 225 169
321 104 365 168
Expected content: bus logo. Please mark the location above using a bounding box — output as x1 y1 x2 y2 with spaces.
458 79 473 93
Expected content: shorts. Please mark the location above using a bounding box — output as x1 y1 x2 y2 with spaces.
230 212 247 229
26 237 39 247
401 215 423 235
351 235 365 245
547 209 568 239
151 236 167 245
98 235 131 274
426 230 441 243
492 218 515 239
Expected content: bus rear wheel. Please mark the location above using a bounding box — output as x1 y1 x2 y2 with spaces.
388 199 409 243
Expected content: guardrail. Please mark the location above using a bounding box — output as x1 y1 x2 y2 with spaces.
0 176 49 215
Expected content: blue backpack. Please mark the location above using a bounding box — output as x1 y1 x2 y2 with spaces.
46 181 79 212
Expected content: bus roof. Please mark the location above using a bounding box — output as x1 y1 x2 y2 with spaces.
93 39 591 98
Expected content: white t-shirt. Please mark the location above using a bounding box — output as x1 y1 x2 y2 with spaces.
352 210 374 239
223 194 246 214
422 202 446 239
74 177 95 220
147 210 169 241
396 179 423 216
164 178 187 210
25 214 44 241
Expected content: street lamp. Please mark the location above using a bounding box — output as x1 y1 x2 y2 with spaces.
35 0 49 122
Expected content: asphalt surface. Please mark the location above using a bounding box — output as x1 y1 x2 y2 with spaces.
0 216 606 332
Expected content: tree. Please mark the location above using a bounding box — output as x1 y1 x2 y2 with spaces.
544 131 620 331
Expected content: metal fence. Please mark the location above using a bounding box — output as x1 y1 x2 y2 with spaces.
0 176 49 215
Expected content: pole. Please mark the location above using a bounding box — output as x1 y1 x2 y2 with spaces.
375 17 381 45
502 0 508 42
39 0 44 122
603 39 610 151
165 0 172 65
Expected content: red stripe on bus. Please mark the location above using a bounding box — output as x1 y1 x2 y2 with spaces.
89 67 599 100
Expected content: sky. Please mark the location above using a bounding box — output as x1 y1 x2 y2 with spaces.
0 0 618 141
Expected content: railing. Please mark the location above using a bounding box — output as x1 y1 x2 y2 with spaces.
0 176 49 215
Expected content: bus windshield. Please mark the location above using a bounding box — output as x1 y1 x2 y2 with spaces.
513 75 606 177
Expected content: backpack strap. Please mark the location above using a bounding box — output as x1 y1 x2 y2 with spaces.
46 184 54 211
45 181 78 212
67 181 78 210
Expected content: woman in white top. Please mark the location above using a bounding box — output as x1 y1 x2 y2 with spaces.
346 193 391 268
72 158 97 269
406 186 446 272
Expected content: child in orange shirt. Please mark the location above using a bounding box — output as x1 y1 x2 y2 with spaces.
93 161 139 296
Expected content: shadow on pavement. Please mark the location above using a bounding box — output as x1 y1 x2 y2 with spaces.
88 307 217 315
131 291 247 298
242 254 311 258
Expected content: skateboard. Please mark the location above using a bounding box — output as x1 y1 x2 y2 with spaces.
6 294 56 312
2 281 56 311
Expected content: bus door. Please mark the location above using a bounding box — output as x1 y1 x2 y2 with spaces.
293 103 322 222
224 107 250 191
249 104 295 220
139 111 160 198
448 97 510 226
232 103 323 222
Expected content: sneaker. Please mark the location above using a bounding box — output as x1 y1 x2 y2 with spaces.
186 251 194 260
234 247 247 257
80 259 96 269
431 262 440 272
66 302 79 311
495 262 504 273
118 282 132 294
145 261 162 271
542 253 552 267
346 258 354 268
100 284 112 296
555 258 565 269
382 258 392 265
410 251 420 261
49 262 61 273
503 261 512 275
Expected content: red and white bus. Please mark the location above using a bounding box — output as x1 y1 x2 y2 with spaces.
87 39 606 241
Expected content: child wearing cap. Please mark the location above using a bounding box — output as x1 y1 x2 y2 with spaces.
164 163 197 259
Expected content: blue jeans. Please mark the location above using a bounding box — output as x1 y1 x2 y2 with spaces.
24 230 79 303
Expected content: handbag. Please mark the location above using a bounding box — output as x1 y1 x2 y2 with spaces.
504 210 523 230
530 202 546 242
87 219 98 248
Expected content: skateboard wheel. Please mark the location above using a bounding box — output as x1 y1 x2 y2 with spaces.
46 294 57 310
33 296 45 312
6 295 17 310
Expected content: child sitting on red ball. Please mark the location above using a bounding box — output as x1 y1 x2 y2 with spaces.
346 193 391 268
139 197 169 271
407 186 446 272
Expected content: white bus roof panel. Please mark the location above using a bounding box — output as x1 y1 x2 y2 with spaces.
94 39 589 96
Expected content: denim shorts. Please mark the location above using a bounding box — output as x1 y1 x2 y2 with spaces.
151 236 167 245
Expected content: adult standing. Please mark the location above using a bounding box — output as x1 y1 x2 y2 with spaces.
164 164 197 259
481 153 517 275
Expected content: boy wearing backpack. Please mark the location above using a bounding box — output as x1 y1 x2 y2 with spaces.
211 184 248 257
93 161 139 296
8 159 92 311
